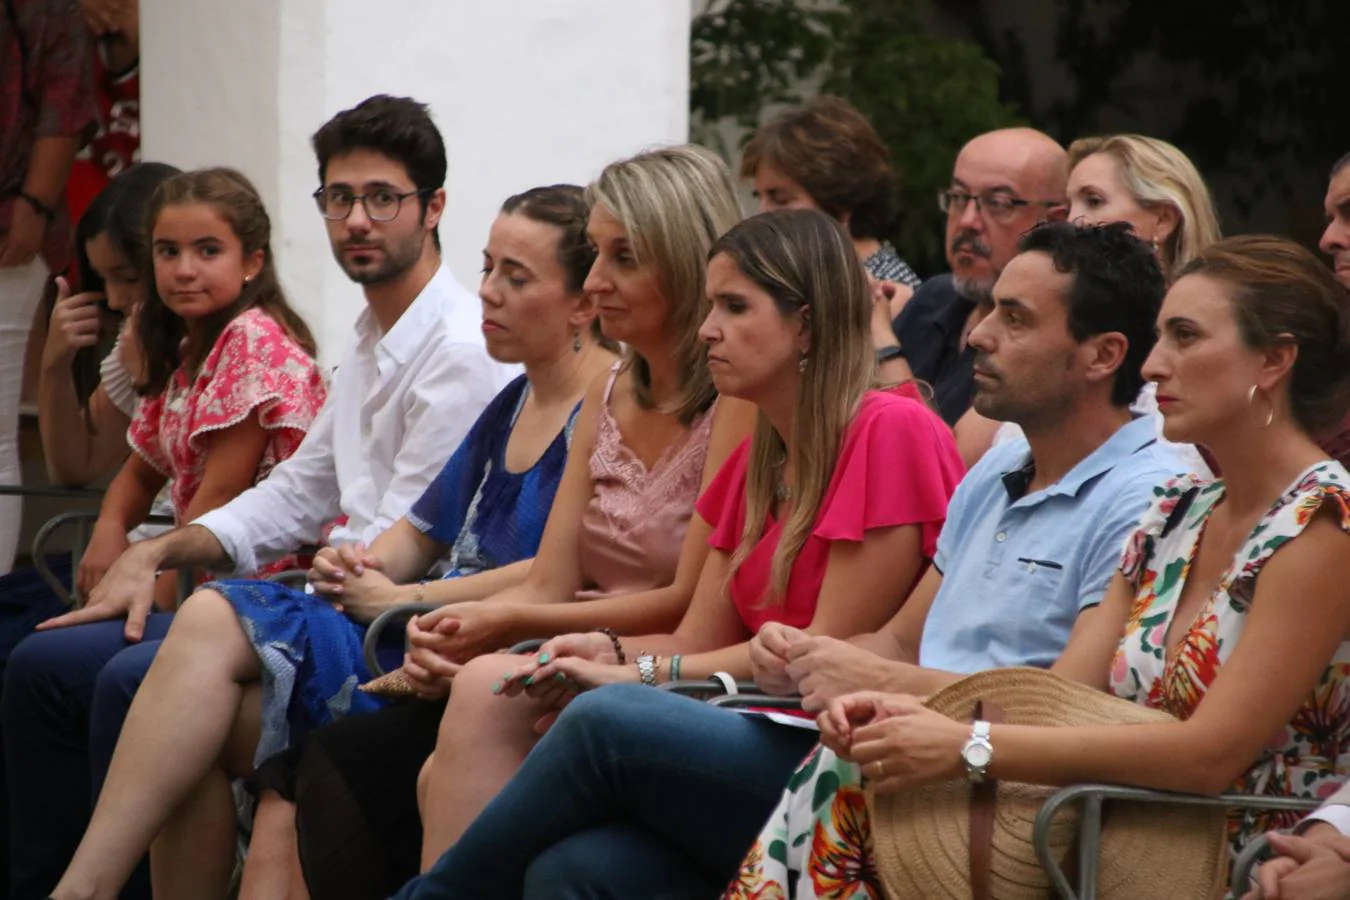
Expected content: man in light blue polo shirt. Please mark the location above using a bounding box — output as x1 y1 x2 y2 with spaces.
388 222 1196 900
756 219 1189 707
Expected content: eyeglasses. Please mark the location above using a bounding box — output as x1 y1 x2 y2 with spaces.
937 189 1063 223
312 186 430 222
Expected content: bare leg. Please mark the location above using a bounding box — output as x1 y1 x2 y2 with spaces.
149 683 263 900
237 791 311 900
417 653 552 870
50 590 262 900
416 754 433 820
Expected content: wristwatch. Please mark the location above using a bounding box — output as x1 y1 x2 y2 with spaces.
875 344 906 364
636 654 658 686
961 719 994 783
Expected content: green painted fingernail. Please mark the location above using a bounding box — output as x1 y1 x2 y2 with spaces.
554 672 566 682
492 681 503 695
537 652 551 664
524 675 535 686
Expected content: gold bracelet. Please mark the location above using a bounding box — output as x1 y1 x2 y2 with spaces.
413 580 427 604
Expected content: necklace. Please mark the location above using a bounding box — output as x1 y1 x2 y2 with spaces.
775 480 792 502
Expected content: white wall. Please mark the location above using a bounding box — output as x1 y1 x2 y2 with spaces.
141 0 692 365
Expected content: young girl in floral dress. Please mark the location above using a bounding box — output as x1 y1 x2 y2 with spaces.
71 166 327 608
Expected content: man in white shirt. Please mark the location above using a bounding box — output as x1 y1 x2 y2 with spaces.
1245 780 1350 899
3 94 512 900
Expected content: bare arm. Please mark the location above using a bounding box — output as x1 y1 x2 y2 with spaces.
91 452 164 539
42 382 130 485
823 568 971 696
38 283 133 484
45 417 277 635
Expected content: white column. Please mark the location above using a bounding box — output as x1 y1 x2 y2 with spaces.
140 0 692 366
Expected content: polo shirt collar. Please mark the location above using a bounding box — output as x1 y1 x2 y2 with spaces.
1000 414 1158 502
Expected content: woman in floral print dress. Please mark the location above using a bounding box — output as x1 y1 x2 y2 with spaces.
728 235 1350 899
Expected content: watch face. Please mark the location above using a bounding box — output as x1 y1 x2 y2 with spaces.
965 743 992 768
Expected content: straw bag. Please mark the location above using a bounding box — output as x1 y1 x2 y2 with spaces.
868 667 1229 899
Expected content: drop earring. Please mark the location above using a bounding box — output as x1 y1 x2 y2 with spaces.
798 354 808 373
573 328 582 353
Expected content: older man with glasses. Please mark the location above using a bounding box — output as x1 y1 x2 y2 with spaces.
875 128 1067 434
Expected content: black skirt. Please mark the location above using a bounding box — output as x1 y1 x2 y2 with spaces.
251 698 446 900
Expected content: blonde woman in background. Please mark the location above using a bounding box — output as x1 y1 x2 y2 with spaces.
976 134 1221 472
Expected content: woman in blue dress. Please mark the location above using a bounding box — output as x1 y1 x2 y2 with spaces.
48 184 617 900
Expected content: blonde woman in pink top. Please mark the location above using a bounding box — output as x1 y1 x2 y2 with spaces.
325 145 755 877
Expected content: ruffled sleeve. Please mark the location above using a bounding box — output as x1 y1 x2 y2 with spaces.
186 309 327 459
812 392 964 560
99 326 140 418
1118 473 1205 585
696 438 752 553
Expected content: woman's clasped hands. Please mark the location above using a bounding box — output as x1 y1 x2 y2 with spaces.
820 690 972 793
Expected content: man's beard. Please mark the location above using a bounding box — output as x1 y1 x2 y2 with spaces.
950 231 996 304
952 272 995 305
336 233 424 285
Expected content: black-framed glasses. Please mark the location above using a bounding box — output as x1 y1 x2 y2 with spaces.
312 186 431 222
937 189 1063 223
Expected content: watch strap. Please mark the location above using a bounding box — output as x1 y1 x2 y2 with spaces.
15 190 55 222
875 344 906 364
969 700 1004 900
636 654 657 686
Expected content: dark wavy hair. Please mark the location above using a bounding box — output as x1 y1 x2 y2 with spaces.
137 167 317 396
312 95 446 247
1018 221 1167 406
67 163 181 409
740 96 899 242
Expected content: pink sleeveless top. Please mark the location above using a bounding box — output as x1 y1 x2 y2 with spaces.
575 362 717 599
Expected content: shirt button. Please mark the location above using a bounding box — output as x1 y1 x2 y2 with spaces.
995 532 1008 543
1027 561 1037 573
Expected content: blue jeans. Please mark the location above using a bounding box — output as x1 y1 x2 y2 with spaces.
2 615 173 900
395 684 818 900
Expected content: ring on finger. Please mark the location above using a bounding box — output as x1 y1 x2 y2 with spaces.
872 760 887 779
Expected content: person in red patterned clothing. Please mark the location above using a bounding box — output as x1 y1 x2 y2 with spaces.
64 0 138 229
0 0 98 574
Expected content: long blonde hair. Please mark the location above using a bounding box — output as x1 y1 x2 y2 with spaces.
1068 134 1221 279
585 145 743 424
713 210 875 603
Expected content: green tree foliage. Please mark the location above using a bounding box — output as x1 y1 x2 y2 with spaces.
691 0 1020 274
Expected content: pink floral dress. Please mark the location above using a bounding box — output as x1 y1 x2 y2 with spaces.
1112 461 1350 858
128 308 328 576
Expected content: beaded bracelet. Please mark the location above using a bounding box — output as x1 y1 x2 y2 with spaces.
594 627 626 664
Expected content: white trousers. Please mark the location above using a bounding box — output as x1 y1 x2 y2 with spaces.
0 257 50 573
